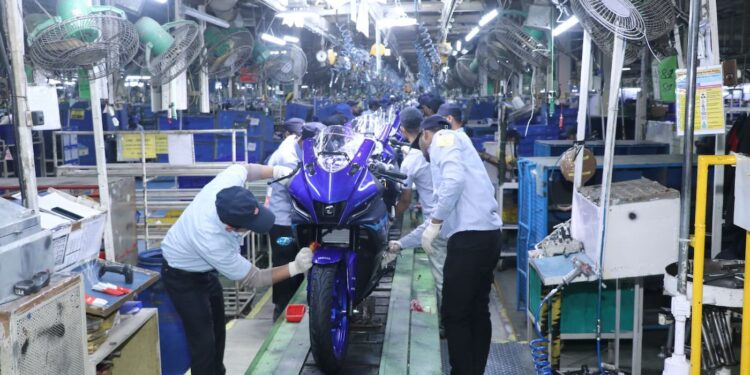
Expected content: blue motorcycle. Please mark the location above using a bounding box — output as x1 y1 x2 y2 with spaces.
286 112 404 373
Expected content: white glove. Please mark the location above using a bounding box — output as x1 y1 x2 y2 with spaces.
289 247 313 276
272 165 294 186
388 240 402 253
381 241 401 268
421 222 441 255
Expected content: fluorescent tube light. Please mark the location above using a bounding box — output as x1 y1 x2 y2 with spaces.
283 35 300 43
261 33 287 46
552 16 579 37
478 9 499 27
465 26 480 42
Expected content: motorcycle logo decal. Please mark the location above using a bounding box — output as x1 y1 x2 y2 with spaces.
323 205 335 216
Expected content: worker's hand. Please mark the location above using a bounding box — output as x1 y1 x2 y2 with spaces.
421 222 441 255
272 166 295 186
289 247 313 277
381 241 401 268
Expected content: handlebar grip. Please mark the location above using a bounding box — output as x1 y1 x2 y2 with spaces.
380 170 408 180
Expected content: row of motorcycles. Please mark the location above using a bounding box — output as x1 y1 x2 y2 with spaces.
274 107 410 373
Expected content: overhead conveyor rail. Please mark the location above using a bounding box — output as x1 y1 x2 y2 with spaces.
246 249 442 374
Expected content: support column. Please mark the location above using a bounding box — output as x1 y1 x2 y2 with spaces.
3 0 39 211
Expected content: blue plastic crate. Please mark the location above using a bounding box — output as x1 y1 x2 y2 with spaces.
285 103 313 121
515 154 687 310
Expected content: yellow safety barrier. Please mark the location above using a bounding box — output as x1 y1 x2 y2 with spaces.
689 154 750 374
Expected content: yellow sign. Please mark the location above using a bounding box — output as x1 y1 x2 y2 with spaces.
70 109 85 120
156 134 169 154
676 65 725 135
121 133 156 159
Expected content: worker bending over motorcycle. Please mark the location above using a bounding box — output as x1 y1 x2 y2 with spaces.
161 163 313 375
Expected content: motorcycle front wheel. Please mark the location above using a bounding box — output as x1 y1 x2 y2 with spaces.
309 263 350 374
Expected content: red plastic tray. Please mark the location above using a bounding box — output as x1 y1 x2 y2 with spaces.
286 304 306 323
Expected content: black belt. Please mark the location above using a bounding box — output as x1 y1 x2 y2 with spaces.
162 262 218 278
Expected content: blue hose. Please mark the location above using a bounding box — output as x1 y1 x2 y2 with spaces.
530 292 556 374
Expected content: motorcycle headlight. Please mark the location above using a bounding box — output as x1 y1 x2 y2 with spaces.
317 154 349 173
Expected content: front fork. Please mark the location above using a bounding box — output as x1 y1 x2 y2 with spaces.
309 247 357 313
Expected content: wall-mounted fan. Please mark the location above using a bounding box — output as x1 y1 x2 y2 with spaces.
27 0 139 79
263 45 307 83
201 26 255 79
135 17 203 86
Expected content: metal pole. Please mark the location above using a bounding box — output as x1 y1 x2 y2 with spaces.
90 79 116 261
664 0 703 372
677 0 702 296
3 0 39 211
376 23 382 77
574 31 593 192
199 5 210 114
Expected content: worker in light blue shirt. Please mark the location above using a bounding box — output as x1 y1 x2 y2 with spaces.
437 102 466 133
266 121 325 319
161 163 312 375
418 115 502 375
384 107 447 310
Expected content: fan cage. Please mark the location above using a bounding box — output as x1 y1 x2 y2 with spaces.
202 29 255 79
632 0 676 41
455 56 478 87
573 0 646 41
146 20 203 86
491 21 549 68
27 7 139 80
265 45 307 83
571 0 641 65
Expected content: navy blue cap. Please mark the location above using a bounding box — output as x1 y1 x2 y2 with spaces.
418 93 444 114
301 122 325 140
216 186 275 232
399 107 423 131
322 114 347 126
420 115 451 131
334 103 354 120
437 103 463 122
283 117 305 135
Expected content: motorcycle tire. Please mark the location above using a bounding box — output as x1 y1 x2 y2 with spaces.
309 263 350 374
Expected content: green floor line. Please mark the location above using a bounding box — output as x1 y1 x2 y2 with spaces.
245 280 308 374
409 252 442 374
379 249 415 375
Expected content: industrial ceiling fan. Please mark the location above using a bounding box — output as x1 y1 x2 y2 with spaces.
201 26 255 79
134 16 204 86
263 45 308 84
26 0 139 79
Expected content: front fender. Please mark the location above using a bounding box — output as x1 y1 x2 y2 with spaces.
310 247 357 299
312 247 345 265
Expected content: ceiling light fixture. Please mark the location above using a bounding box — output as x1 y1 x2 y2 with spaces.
283 35 300 43
478 9 499 27
261 33 287 46
551 16 579 37
465 26 480 42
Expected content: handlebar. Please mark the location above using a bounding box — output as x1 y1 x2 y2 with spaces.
389 138 411 148
267 163 302 185
370 162 407 181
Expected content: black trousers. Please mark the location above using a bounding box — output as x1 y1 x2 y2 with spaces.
270 225 303 319
442 229 502 375
162 263 226 375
